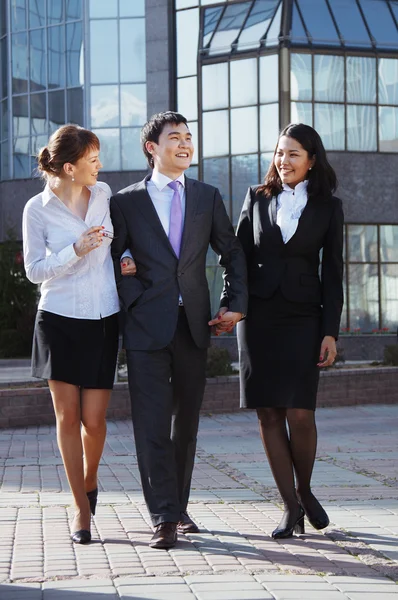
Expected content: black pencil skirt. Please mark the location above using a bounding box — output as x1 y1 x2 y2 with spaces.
32 310 119 389
237 289 322 411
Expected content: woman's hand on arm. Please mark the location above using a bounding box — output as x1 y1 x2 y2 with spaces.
317 335 337 367
121 256 136 276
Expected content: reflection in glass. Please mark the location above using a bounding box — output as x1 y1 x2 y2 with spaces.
90 20 118 84
378 58 398 105
67 87 83 124
0 1 7 36
120 19 146 83
188 120 198 165
314 103 345 150
261 152 274 177
381 264 398 330
48 26 65 89
177 77 198 121
259 54 278 104
30 29 46 92
296 0 340 46
66 0 82 20
347 105 377 151
93 128 120 171
328 0 371 48
314 55 344 102
1 38 8 99
1 100 9 139
346 56 376 104
66 22 83 87
48 90 65 132
30 93 47 135
209 2 251 55
202 63 228 111
264 2 281 46
89 0 117 18
29 0 45 28
121 128 147 170
12 32 28 94
177 8 199 78
232 154 259 226
11 0 27 31
291 53 312 101
379 106 398 152
291 101 313 126
237 0 279 51
31 133 48 155
230 59 257 107
380 225 398 262
260 103 279 151
177 0 198 8
206 266 224 315
202 6 223 47
348 225 377 262
359 0 398 50
48 0 64 24
185 165 198 180
120 0 145 17
121 84 146 127
231 107 258 155
13 95 29 136
14 136 31 178
203 157 230 215
203 110 229 158
348 263 379 332
91 85 119 128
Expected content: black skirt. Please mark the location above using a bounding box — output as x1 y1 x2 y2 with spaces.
237 289 322 411
32 310 119 389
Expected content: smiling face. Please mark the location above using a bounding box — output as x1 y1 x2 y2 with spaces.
66 147 103 186
274 135 315 189
145 122 193 179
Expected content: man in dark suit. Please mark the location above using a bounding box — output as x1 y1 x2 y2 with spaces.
110 111 247 549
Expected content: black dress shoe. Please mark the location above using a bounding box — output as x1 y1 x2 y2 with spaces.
299 493 329 530
177 512 200 534
149 522 177 549
272 506 305 539
86 488 98 516
71 529 91 544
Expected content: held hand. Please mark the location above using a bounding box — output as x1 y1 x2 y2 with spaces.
121 257 137 276
208 307 242 336
317 335 337 367
73 226 104 257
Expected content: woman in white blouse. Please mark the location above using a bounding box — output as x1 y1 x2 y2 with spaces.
236 124 344 540
23 124 134 545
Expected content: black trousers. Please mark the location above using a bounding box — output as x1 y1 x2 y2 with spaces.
126 308 207 526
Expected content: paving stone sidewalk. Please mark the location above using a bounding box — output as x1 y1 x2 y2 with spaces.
1 404 398 599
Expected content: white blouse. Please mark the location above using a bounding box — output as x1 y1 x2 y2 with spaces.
22 181 120 320
276 180 309 243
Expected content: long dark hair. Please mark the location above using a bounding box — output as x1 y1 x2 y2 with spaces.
257 123 337 201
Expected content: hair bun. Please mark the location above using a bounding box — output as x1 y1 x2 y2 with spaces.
37 146 52 172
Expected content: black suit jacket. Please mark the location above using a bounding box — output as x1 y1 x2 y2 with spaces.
110 175 248 351
236 186 344 339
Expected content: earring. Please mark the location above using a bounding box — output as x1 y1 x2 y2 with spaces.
309 167 312 171
71 176 75 182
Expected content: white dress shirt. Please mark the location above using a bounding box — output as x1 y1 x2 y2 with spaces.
146 170 186 235
22 181 120 319
276 180 309 243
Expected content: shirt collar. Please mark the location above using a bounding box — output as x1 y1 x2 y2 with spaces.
150 170 185 192
42 184 57 206
282 180 308 195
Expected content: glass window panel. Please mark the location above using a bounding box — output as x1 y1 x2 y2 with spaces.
66 22 83 87
202 6 223 47
328 0 371 48
203 156 230 218
30 93 47 135
12 32 28 94
259 54 278 104
48 26 65 89
291 101 313 126
91 85 119 128
295 0 340 46
121 127 147 170
177 8 199 78
291 53 312 101
379 106 398 152
261 152 274 177
346 56 376 104
232 154 259 226
13 138 31 178
260 103 279 151
89 0 117 18
11 0 27 31
359 0 398 50
0 0 7 36
120 19 146 83
209 2 251 55
202 63 228 110
30 29 46 92
177 77 198 121
206 266 224 315
121 84 146 127
48 0 64 24
348 263 379 332
202 0 226 4
48 90 65 132
119 0 145 17
314 103 345 150
390 1 398 22
29 0 45 27
264 1 281 46
1 100 9 139
13 95 29 136
231 107 258 155
93 128 120 171
1 38 7 99
230 58 258 107
347 105 377 151
202 110 229 157
177 0 198 8
188 120 198 165
66 0 82 20
381 264 398 331
380 225 398 262
90 20 118 84
185 165 198 180
67 87 83 124
378 58 398 105
291 0 308 45
237 0 279 51
31 133 48 155
314 55 344 102
348 225 377 262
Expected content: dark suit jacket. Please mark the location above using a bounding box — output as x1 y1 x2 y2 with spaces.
110 175 248 351
236 186 344 339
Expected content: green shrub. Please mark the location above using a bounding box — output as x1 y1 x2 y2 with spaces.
383 345 398 366
206 345 236 378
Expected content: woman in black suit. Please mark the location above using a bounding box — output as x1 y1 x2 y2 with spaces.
236 123 344 539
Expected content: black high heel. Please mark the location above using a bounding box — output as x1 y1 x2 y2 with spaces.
272 506 305 539
86 488 98 516
299 493 329 530
71 529 91 544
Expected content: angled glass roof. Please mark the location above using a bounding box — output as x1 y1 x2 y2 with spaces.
200 0 398 56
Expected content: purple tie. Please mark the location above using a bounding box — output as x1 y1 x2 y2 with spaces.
168 180 183 257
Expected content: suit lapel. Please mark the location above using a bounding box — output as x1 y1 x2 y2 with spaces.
261 195 283 244
286 197 317 247
180 177 199 257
